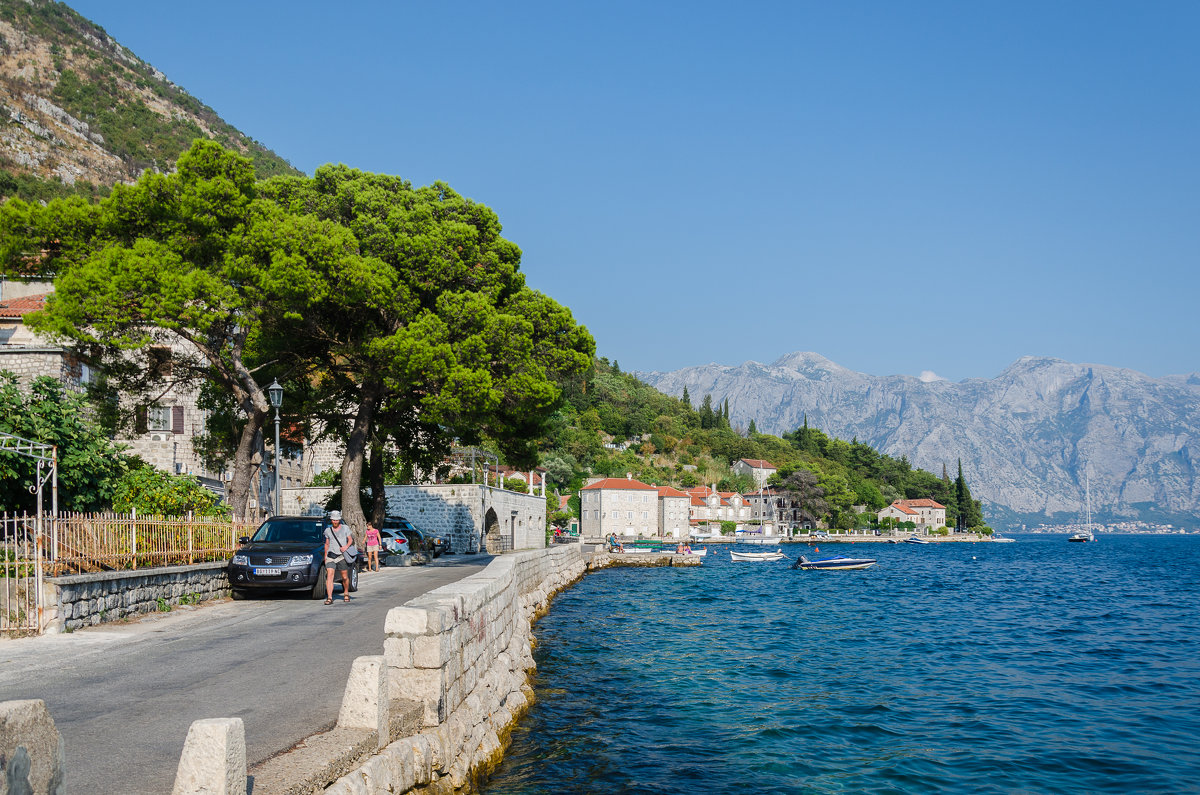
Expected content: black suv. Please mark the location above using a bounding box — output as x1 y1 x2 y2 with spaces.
228 515 363 600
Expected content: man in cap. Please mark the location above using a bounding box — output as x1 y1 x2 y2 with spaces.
322 510 355 603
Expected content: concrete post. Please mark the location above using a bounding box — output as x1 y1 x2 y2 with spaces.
0 699 65 795
172 717 246 795
337 655 390 749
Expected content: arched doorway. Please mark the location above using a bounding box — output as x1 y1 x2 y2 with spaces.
484 507 511 553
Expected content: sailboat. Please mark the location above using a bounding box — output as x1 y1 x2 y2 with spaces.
1068 467 1097 543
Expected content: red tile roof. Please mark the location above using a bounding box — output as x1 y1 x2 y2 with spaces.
902 498 946 509
739 458 777 469
0 293 48 319
656 486 689 498
581 478 656 491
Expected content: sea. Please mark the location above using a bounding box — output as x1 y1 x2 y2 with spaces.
482 535 1200 794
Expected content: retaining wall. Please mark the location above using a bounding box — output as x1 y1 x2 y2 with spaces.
44 563 229 633
325 543 586 793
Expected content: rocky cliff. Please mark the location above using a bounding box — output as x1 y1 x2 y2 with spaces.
0 0 297 198
639 352 1200 527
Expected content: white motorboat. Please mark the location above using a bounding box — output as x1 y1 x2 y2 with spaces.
904 536 933 545
730 550 785 562
792 555 877 571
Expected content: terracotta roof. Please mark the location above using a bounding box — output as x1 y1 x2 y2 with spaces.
739 458 777 469
885 501 918 515
685 486 715 497
0 293 48 319
580 478 656 491
656 486 689 498
902 498 946 509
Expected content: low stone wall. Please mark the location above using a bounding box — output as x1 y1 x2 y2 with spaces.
324 544 586 793
44 563 229 633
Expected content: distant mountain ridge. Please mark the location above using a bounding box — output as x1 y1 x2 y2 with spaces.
0 0 299 200
638 353 1200 528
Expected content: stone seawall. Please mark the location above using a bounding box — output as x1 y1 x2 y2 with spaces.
325 544 586 793
45 563 229 632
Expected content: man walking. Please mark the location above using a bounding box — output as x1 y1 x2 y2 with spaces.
323 510 355 604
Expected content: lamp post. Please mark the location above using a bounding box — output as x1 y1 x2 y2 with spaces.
267 379 283 516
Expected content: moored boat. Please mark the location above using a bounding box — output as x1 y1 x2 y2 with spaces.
730 550 785 562
904 536 933 545
791 555 877 571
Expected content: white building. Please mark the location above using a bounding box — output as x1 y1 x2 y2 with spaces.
579 477 659 538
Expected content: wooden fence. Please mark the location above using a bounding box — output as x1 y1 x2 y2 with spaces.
27 512 258 576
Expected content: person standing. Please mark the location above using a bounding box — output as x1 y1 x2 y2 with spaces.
364 523 382 572
323 510 355 604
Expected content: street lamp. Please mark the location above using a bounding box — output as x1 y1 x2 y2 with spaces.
267 379 283 516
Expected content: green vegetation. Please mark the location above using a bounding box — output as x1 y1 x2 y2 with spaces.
110 464 227 518
4 141 593 529
537 359 986 530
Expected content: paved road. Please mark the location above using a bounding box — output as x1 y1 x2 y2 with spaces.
0 555 491 794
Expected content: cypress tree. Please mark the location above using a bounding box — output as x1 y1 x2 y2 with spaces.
748 418 758 434
681 385 691 408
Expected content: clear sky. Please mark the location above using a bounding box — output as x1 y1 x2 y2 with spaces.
67 1 1199 382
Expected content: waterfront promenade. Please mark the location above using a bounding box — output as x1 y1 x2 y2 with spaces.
0 556 491 794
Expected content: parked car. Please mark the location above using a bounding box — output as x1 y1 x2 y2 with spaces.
228 515 363 600
383 516 435 556
428 534 449 557
376 528 411 556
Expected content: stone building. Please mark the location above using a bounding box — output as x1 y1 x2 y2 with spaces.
878 498 947 533
656 486 691 539
731 458 777 489
579 477 659 538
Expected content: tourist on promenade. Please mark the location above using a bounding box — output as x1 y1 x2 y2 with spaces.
323 510 355 604
364 523 382 572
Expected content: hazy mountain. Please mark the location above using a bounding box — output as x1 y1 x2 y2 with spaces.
0 0 298 200
639 353 1200 528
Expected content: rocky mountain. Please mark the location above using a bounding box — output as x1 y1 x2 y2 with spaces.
639 353 1200 528
0 0 298 201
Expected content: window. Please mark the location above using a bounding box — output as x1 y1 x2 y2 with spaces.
626 511 633 519
641 511 648 519
147 405 171 432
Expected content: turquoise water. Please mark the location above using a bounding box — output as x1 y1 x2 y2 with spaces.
483 535 1200 794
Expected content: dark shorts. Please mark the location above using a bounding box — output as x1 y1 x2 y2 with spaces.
325 556 348 572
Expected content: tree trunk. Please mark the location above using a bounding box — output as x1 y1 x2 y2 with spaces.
368 438 387 526
340 378 383 543
227 409 267 521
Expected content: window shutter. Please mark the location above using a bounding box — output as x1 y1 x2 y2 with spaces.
172 405 185 434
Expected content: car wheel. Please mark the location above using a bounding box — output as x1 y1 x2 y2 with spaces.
311 566 328 600
231 588 248 601
348 565 359 593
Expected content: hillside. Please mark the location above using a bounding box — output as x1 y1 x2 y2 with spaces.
536 359 983 530
0 0 299 202
638 352 1200 528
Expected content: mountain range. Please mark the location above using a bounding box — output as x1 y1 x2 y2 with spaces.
0 0 297 201
639 353 1200 529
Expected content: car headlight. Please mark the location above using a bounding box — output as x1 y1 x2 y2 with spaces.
232 555 249 566
288 554 314 566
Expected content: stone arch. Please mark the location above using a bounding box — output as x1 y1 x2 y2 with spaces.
483 507 508 553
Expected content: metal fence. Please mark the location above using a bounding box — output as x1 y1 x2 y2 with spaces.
1 513 42 633
46 512 256 576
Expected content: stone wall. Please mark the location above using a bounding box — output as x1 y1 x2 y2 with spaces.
385 484 546 554
44 563 230 633
325 544 587 793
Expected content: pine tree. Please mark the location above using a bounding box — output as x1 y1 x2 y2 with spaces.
681 385 691 408
748 419 758 434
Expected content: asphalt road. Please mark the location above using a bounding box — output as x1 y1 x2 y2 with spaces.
0 555 491 794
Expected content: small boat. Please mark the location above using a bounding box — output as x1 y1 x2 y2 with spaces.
1069 467 1097 543
1067 531 1094 543
677 547 707 557
992 533 1016 543
792 555 876 571
730 550 785 562
740 536 783 545
904 536 933 545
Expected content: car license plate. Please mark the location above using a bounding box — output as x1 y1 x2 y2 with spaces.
254 567 282 576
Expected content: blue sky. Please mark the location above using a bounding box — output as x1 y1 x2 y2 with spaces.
68 1 1199 382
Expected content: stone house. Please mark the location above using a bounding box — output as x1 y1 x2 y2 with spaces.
731 458 777 489
656 486 691 538
579 477 660 538
878 498 947 533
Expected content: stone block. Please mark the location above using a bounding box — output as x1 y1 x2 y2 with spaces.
384 636 413 669
0 699 65 795
384 606 428 637
338 656 388 750
171 717 246 795
413 631 453 669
